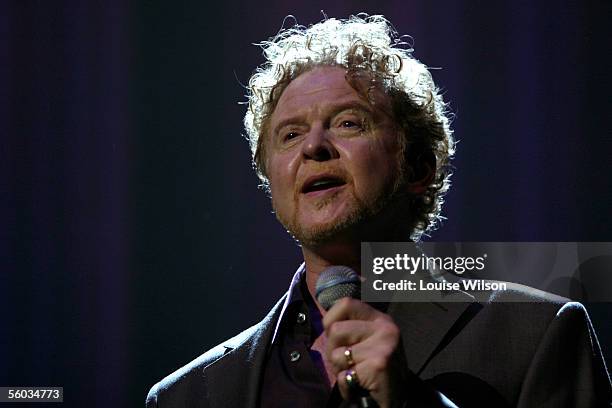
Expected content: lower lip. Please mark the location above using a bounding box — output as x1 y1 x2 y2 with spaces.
303 184 346 198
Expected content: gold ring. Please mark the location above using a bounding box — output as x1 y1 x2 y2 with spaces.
345 369 360 390
344 347 355 366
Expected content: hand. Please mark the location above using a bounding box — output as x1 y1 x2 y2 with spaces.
323 298 410 408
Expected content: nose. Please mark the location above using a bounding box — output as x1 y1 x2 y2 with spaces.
301 123 339 162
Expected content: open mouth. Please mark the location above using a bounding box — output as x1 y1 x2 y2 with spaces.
302 176 346 194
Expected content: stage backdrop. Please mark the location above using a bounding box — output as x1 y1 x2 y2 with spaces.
2 1 611 406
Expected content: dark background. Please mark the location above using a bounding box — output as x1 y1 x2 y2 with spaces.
2 1 611 406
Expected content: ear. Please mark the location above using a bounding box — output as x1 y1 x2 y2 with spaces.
406 150 436 195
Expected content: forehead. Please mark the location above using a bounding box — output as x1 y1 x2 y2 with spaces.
271 66 391 122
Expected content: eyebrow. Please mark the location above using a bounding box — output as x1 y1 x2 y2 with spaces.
271 100 376 136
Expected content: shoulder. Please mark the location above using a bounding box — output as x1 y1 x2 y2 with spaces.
467 280 573 320
467 279 570 304
465 282 607 371
145 294 287 407
480 285 612 405
146 324 260 407
460 280 590 341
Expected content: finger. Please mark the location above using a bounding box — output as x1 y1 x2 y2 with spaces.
322 298 379 331
336 364 377 403
325 320 373 354
328 334 397 375
336 368 355 402
328 340 367 372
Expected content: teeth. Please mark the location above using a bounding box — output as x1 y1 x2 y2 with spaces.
312 180 332 187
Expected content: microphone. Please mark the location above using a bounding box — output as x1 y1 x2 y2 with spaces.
315 265 361 310
315 266 377 408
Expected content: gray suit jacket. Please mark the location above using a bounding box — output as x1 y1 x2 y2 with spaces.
147 283 611 407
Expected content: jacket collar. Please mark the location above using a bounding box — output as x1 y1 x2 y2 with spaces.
271 264 306 344
203 294 287 408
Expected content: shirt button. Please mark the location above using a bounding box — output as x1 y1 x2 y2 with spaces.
296 312 307 324
289 350 301 362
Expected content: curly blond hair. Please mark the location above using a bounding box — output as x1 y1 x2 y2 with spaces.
244 15 455 241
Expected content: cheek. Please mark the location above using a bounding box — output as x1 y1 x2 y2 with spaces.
343 140 402 190
267 154 296 200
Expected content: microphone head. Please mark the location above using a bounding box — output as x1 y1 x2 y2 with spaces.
315 265 361 311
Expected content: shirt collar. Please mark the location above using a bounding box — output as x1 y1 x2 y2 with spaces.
271 263 306 344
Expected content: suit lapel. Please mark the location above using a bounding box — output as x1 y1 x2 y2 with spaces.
388 290 479 375
204 295 286 408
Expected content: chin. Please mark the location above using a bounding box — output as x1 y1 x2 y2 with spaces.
277 184 410 247
287 210 370 248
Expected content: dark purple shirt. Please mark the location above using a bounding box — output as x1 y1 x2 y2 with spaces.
259 266 357 408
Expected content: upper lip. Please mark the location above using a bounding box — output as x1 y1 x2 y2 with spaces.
300 173 347 193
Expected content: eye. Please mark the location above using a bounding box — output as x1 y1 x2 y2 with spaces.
342 120 358 128
284 131 300 141
338 119 364 131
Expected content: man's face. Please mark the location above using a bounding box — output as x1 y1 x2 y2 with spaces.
265 66 406 247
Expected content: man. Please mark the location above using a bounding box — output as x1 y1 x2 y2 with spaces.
147 15 611 407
